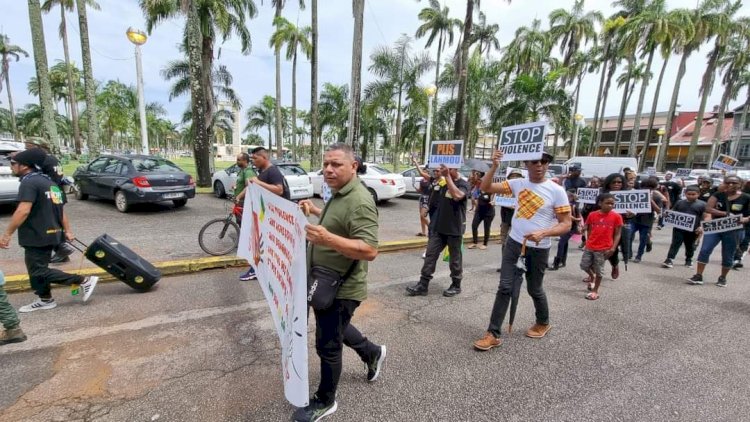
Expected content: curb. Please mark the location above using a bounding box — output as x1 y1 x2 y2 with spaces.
3 232 501 293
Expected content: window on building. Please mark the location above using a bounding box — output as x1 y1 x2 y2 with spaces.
740 142 750 158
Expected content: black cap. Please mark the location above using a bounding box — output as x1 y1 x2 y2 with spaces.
542 151 554 162
569 163 582 170
12 148 46 169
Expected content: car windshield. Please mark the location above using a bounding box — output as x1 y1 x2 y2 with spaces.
369 165 392 175
278 165 307 176
132 158 183 173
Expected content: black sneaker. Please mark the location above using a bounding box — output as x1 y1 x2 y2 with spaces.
633 257 641 263
685 259 693 268
405 283 428 296
688 274 703 285
716 276 727 287
662 259 674 269
732 260 743 270
442 285 461 297
646 242 653 252
291 395 337 422
366 345 387 382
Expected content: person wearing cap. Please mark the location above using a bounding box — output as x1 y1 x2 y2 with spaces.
0 149 98 312
411 156 438 238
661 172 683 207
24 137 74 264
563 164 586 192
473 150 572 351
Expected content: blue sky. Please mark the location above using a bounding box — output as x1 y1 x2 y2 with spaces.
2 0 749 135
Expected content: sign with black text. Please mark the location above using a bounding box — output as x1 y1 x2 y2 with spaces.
498 121 546 162
702 215 742 234
711 154 738 172
675 168 691 178
576 188 600 205
611 189 651 214
662 210 696 231
429 140 464 168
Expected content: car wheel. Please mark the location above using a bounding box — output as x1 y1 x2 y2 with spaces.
213 181 226 198
173 198 188 208
367 187 378 203
114 190 130 213
74 183 88 200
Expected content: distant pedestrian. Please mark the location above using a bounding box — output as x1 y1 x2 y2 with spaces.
562 163 587 192
580 193 623 300
410 156 437 237
661 172 683 207
406 164 470 297
662 186 706 269
233 152 258 205
496 169 524 248
630 177 665 263
0 270 26 345
0 149 98 312
293 143 385 422
601 173 633 279
473 149 572 351
468 179 495 250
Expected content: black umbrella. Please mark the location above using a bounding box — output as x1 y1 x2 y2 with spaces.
465 158 491 173
508 239 527 333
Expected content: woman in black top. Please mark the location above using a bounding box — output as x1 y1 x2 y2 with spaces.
468 177 495 250
599 173 634 279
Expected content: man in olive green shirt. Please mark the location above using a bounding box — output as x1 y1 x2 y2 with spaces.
233 152 257 202
294 143 385 422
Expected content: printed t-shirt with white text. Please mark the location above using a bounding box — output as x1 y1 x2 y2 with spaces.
500 178 570 249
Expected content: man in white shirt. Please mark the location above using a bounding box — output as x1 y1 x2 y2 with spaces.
473 150 572 351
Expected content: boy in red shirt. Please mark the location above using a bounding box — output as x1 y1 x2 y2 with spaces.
581 193 623 300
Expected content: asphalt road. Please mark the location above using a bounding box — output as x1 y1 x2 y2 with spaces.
2 230 749 421
0 193 425 275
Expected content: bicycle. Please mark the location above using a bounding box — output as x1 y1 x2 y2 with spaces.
198 196 244 256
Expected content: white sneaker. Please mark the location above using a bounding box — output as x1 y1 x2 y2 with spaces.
80 276 99 303
19 298 57 313
421 250 426 259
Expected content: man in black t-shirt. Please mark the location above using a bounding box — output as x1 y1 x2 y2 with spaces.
661 172 683 206
563 164 587 192
0 149 98 313
662 186 706 268
406 164 470 298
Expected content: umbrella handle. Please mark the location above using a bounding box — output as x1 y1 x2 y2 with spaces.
520 239 527 256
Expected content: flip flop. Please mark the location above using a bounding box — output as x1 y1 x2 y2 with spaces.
587 282 595 291
585 292 599 300
467 244 477 249
416 232 426 237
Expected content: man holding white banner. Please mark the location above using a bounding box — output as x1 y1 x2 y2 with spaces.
295 143 385 422
661 186 706 269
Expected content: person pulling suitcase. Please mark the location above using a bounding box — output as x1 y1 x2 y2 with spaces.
0 149 98 312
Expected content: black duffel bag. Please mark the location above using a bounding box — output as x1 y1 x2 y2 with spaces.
307 261 358 311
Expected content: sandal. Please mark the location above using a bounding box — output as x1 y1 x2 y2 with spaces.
585 292 599 300
479 245 487 250
587 282 595 291
467 244 477 249
416 232 426 237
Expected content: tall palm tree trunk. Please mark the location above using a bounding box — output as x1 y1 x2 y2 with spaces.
201 37 215 158
641 54 669 171
628 48 655 159
4 68 18 139
76 0 98 156
710 79 733 162
613 73 632 157
60 6 82 155
569 73 584 158
433 32 443 120
594 59 617 154
453 0 473 140
28 0 60 146
184 0 210 186
346 0 365 151
291 51 298 162
274 5 283 158
310 0 319 168
687 46 719 167
393 89 403 172
658 51 690 171
590 54 609 154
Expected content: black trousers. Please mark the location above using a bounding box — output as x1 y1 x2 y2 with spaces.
24 245 84 299
419 232 463 287
471 209 495 245
666 229 698 261
314 299 380 405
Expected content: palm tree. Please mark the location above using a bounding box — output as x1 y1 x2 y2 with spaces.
471 12 500 58
74 0 99 155
452 0 476 141
27 0 60 146
503 19 552 77
567 47 601 158
366 35 433 171
16 103 71 140
687 0 743 167
415 0 461 135
347 0 365 149
492 70 572 126
41 0 99 154
270 17 311 161
0 34 29 140
612 60 647 156
162 59 240 108
310 0 320 168
319 83 349 145
548 0 602 87
183 0 211 185
591 16 626 154
245 95 276 150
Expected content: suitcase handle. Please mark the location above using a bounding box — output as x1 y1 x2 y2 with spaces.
66 238 89 254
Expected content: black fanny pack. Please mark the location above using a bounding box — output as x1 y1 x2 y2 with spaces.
307 261 358 311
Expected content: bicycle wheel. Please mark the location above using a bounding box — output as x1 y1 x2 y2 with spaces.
198 218 240 256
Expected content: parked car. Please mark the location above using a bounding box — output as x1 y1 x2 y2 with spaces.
0 143 22 205
211 162 313 201
311 163 406 203
400 166 426 196
73 154 196 212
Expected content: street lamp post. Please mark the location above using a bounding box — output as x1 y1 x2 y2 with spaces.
127 27 149 156
424 84 437 163
654 126 666 171
571 113 584 158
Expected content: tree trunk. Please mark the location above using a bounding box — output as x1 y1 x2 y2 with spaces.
310 0 319 169
640 53 669 172
274 5 283 158
201 36 215 155
4 68 18 140
28 0 60 148
75 0 98 156
185 0 211 187
453 0 473 140
687 45 719 167
392 88 403 173
594 57 617 154
628 48 655 159
710 79 733 163
291 51 298 162
433 31 443 124
658 50 689 172
569 73 584 159
60 6 82 155
346 0 365 151
590 52 609 154
612 72 631 157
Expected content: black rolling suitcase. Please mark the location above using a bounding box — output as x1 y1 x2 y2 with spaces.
69 234 161 292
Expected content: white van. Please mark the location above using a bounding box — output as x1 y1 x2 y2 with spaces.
563 156 638 178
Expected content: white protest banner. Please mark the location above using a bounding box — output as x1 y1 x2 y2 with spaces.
498 121 546 162
238 184 309 407
711 154 738 172
495 194 516 208
662 210 696 231
428 140 465 168
675 168 691 178
576 188 600 205
611 189 651 214
702 215 742 234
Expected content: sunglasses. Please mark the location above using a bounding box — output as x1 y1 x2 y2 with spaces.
526 160 550 165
